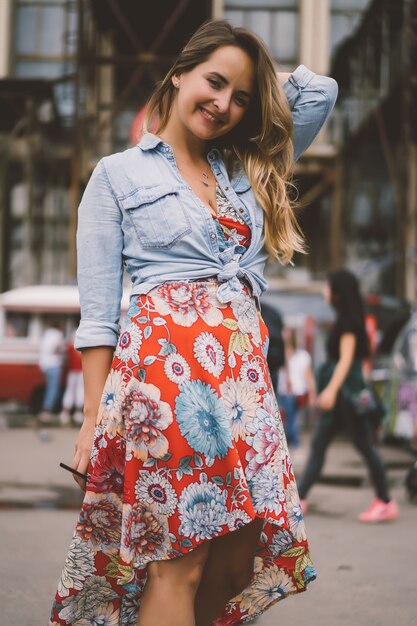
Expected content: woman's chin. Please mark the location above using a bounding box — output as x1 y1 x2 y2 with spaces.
187 119 227 142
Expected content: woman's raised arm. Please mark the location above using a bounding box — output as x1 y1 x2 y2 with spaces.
281 65 338 161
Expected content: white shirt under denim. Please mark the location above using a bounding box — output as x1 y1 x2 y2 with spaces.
75 65 338 350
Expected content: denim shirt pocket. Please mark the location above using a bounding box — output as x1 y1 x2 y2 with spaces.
119 183 192 249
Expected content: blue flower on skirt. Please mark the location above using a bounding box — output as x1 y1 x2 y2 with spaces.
175 380 233 460
178 473 227 540
270 528 294 556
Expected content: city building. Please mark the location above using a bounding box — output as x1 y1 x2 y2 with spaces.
3 0 396 298
331 0 417 301
0 0 78 290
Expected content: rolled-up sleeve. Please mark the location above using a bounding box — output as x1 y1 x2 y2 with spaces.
284 64 338 161
74 159 124 350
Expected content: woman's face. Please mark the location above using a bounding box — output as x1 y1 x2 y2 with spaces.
172 45 255 142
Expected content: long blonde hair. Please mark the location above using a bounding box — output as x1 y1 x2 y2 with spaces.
144 19 305 263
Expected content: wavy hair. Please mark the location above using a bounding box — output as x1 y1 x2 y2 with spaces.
144 19 305 263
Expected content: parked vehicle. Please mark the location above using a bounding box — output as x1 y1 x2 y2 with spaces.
0 285 129 412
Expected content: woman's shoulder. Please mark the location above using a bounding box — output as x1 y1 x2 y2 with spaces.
101 144 145 172
98 144 166 199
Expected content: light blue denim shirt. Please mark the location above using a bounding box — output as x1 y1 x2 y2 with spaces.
75 65 338 350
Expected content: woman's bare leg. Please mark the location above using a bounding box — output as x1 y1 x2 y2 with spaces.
137 541 210 626
195 517 264 626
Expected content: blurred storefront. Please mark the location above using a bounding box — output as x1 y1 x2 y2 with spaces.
1 0 381 293
0 0 212 291
331 0 417 302
0 0 78 290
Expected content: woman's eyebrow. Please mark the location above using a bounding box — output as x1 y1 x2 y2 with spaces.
208 72 251 98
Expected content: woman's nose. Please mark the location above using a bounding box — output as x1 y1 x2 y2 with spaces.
213 90 232 113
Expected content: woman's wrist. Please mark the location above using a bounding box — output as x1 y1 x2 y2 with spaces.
82 406 98 422
326 383 339 396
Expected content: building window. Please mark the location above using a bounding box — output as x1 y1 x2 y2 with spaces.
224 0 299 65
13 0 78 120
330 0 372 55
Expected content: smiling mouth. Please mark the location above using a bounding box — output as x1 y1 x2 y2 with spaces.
198 106 223 125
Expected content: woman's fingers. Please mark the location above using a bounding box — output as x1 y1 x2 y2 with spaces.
70 424 95 491
73 474 87 491
70 449 89 491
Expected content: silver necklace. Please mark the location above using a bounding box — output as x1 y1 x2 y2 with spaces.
201 169 212 188
175 157 214 188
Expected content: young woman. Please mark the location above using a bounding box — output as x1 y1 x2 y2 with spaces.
298 269 399 523
50 19 337 626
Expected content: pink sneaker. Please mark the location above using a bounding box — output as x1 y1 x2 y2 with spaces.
300 499 309 516
358 498 399 523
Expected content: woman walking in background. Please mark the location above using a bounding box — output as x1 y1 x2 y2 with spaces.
50 19 337 626
298 269 399 523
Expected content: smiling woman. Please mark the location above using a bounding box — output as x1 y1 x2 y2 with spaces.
155 44 256 216
170 46 254 136
49 18 337 626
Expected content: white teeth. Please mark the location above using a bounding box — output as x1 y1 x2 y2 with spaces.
200 107 219 123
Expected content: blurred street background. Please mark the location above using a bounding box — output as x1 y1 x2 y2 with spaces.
0 1 417 625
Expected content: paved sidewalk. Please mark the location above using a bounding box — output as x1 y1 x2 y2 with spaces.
0 427 415 626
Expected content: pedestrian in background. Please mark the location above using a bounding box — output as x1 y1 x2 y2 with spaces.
38 317 65 424
50 19 338 626
278 326 316 455
59 334 84 426
298 269 399 523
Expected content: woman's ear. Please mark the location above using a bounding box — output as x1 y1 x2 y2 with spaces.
172 75 180 89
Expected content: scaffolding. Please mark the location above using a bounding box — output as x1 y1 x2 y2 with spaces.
0 0 212 291
331 0 417 301
1 0 358 292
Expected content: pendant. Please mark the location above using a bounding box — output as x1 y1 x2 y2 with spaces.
201 171 209 187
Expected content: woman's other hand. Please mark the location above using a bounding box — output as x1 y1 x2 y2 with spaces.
69 346 114 490
317 386 337 411
70 418 96 490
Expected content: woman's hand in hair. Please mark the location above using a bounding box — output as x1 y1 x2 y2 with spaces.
317 386 337 411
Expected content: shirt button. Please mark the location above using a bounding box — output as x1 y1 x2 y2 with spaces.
225 186 230 191
239 208 244 213
210 233 216 240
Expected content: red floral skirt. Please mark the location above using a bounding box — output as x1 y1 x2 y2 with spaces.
50 281 315 625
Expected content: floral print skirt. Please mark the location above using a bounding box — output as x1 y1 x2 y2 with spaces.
50 280 316 625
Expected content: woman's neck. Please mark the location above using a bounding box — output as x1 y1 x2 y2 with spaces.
159 123 208 164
